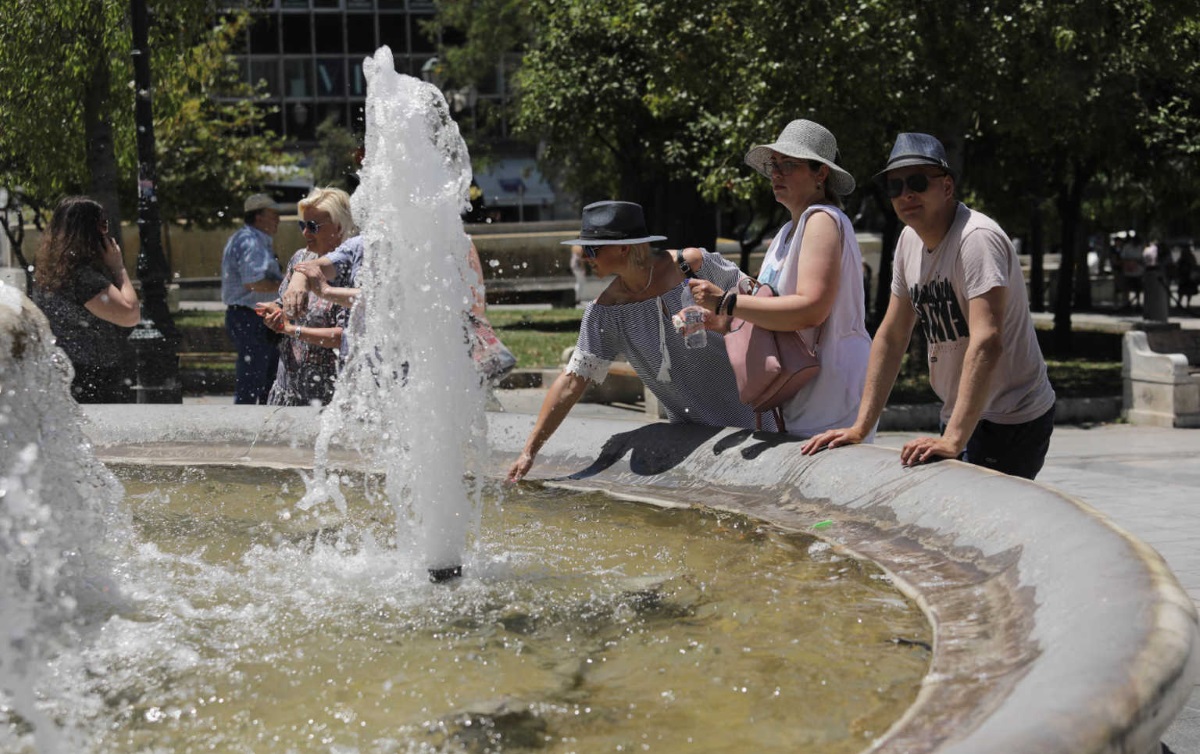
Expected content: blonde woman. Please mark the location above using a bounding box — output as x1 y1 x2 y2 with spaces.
256 187 357 406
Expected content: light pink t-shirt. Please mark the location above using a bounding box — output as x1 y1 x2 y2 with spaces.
891 203 1055 425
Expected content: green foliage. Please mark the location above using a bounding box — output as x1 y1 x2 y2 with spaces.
0 0 289 229
432 0 1198 239
310 116 360 193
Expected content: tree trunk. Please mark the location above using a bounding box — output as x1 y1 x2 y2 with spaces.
653 178 716 252
1052 174 1087 356
873 187 899 331
84 24 123 249
1029 200 1045 313
1072 216 1092 310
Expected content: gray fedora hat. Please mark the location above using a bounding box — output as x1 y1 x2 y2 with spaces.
874 132 955 179
560 201 667 246
744 119 856 196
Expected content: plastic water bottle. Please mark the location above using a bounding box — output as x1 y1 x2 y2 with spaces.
679 286 707 349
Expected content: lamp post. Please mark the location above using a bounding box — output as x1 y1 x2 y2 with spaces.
130 0 181 403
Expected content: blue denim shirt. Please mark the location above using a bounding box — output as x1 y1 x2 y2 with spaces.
221 225 283 307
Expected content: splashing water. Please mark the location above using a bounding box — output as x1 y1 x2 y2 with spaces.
0 288 125 752
298 46 488 576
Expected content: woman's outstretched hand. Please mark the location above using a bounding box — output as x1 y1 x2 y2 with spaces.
506 451 535 483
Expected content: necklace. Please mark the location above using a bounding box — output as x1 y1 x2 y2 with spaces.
619 258 656 296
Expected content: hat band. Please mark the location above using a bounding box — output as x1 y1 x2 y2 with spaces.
890 153 948 167
579 227 650 240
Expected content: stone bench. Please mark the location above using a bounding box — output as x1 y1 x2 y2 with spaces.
1123 327 1200 427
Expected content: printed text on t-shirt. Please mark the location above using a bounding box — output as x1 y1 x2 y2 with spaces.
910 278 969 344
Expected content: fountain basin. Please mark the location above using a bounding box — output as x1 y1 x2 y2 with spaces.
83 404 1200 754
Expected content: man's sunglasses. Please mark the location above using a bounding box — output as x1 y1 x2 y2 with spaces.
583 244 604 258
298 220 328 233
885 172 948 199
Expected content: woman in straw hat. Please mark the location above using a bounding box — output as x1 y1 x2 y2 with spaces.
506 200 773 482
688 119 873 439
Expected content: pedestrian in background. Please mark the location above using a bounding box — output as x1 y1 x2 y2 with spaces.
32 196 141 403
221 193 285 404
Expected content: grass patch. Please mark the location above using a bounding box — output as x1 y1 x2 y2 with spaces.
174 310 226 328
175 306 1124 400
888 356 1121 404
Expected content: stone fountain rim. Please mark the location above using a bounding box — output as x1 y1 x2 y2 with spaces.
83 404 1199 754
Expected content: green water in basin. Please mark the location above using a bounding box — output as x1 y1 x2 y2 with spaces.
74 464 930 754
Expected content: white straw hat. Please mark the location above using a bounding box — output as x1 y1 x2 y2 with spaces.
744 119 856 196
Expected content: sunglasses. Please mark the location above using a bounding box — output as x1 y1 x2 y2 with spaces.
298 220 328 233
583 244 604 259
885 172 948 199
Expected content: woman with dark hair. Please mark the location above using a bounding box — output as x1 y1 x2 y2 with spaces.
32 196 141 403
688 119 872 438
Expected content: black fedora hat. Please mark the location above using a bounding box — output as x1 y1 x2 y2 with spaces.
561 201 667 247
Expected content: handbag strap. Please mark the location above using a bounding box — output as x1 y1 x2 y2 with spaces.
754 406 786 433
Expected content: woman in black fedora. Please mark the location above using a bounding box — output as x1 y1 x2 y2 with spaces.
506 200 772 482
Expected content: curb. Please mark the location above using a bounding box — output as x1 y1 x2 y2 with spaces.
496 370 1125 431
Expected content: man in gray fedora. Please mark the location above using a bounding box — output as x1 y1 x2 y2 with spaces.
802 133 1056 479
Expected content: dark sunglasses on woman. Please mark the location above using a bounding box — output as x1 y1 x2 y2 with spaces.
583 244 603 259
885 172 948 199
298 220 327 233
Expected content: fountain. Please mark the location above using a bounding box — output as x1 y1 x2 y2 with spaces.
3 44 1198 754
296 46 486 582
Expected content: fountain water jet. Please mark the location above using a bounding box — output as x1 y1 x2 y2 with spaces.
298 46 487 580
0 289 125 752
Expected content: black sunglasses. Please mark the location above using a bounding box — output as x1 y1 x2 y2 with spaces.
298 220 328 233
583 244 604 258
885 172 948 199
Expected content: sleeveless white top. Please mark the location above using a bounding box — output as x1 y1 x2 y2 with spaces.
756 205 874 438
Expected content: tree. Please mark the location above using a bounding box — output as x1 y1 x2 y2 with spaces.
0 1 288 244
432 0 1199 314
967 0 1200 352
311 116 361 193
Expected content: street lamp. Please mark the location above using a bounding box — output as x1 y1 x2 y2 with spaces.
129 0 181 403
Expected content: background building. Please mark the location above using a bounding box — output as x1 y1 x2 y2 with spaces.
225 0 563 220
229 0 438 143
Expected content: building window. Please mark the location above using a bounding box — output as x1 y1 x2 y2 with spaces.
284 59 313 98
316 58 345 97
346 13 376 53
249 15 279 55
249 60 281 97
314 15 345 54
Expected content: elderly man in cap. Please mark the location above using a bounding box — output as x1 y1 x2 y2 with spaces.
802 133 1056 479
221 193 286 404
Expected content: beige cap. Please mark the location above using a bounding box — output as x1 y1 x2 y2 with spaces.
244 193 284 213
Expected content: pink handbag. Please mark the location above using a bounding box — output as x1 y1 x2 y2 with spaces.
725 282 821 432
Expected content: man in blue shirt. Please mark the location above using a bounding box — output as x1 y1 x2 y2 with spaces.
221 193 285 403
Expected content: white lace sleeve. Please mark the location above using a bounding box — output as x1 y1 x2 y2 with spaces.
566 348 611 383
